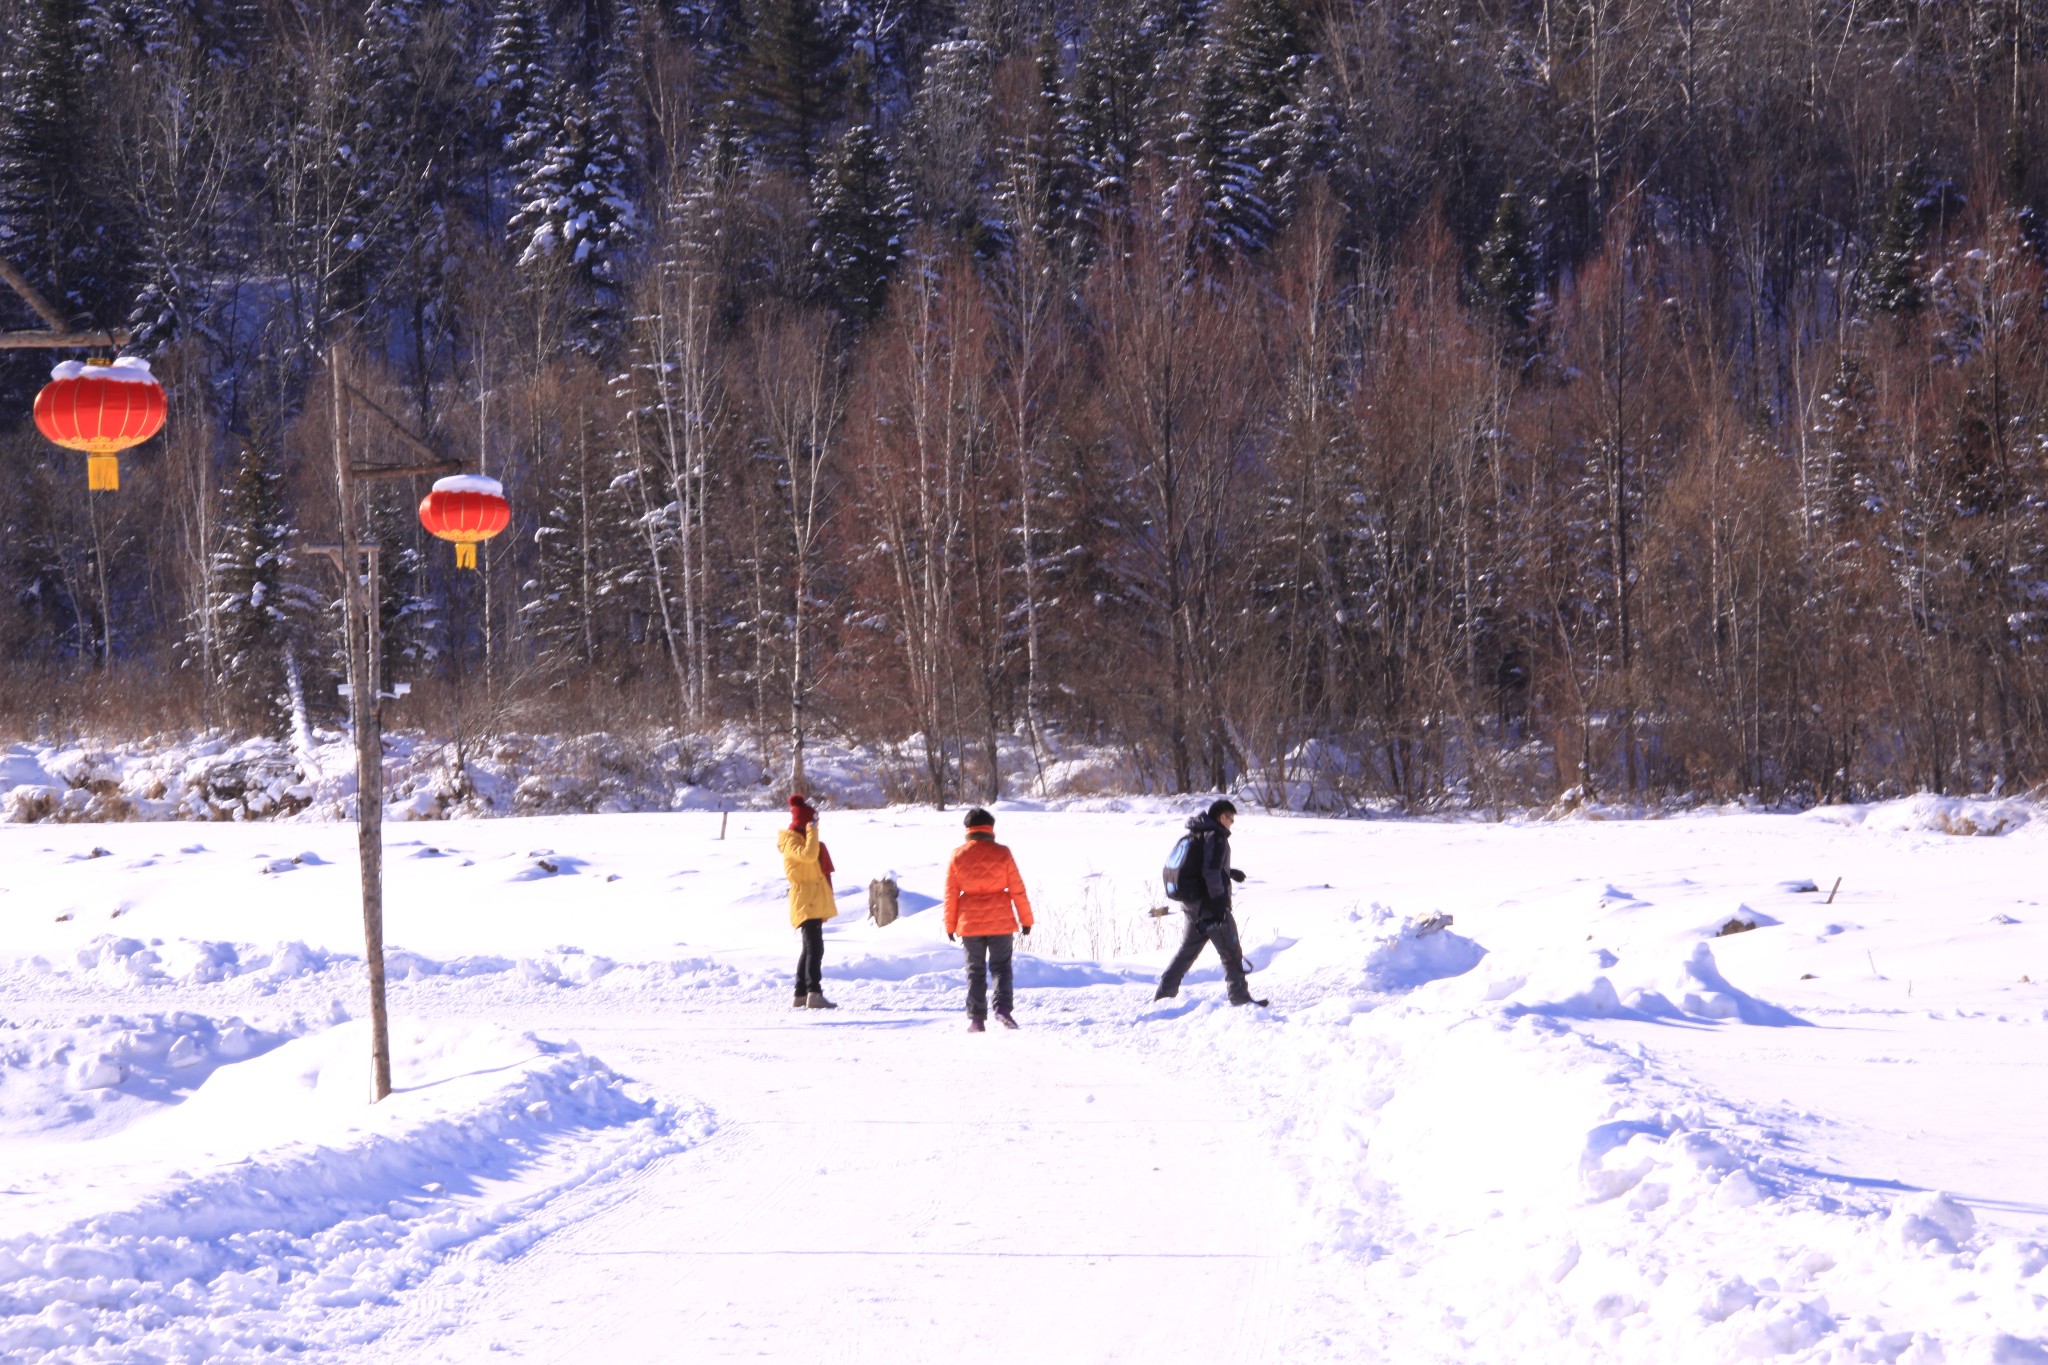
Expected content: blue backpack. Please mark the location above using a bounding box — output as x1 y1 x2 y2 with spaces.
1162 832 1206 903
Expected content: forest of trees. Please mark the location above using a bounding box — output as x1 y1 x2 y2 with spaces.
0 0 2045 809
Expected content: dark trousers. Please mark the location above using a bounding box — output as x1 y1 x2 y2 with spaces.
1158 905 1252 1003
961 933 1015 1019
795 919 824 995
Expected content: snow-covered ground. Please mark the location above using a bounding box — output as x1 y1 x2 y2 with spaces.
3 797 2047 1362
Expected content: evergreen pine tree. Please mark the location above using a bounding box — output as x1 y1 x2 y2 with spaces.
1212 0 1306 249
1863 166 1928 317
1184 44 1242 248
1476 189 1538 334
509 80 643 348
810 118 903 326
212 442 318 737
1270 60 1341 225
736 0 844 174
1066 0 1167 224
482 0 554 158
1177 0 1307 251
0 0 127 323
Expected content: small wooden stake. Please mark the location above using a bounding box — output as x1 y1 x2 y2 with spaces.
1825 876 1842 905
719 808 728 840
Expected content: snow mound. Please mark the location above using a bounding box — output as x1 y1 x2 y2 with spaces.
0 1012 299 1139
0 1022 707 1361
1812 794 2031 837
1638 942 1805 1026
1888 1191 1979 1254
0 745 53 789
1355 906 1486 991
1449 941 1804 1026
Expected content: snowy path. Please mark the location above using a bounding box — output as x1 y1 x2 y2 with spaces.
366 1007 1295 1364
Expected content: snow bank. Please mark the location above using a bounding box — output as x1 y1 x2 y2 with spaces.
1811 794 2032 837
1134 978 2047 1363
0 725 1273 823
0 1011 299 1140
1439 937 1807 1026
7 935 676 996
0 1021 707 1361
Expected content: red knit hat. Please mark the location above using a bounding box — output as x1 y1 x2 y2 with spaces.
788 793 816 829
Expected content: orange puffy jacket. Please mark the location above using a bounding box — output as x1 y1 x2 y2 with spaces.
943 833 1035 937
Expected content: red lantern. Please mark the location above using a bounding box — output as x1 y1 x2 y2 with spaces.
418 474 510 570
33 357 168 491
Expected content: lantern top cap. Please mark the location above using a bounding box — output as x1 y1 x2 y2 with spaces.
431 473 504 498
50 356 155 384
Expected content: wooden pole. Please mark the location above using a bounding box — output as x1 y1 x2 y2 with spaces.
330 351 393 1104
308 349 469 1105
356 544 391 1104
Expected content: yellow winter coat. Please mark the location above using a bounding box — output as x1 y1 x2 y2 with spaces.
778 824 837 927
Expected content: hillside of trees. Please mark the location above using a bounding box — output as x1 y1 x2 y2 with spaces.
0 0 2044 809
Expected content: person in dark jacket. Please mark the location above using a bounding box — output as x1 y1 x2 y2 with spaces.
1154 799 1266 1007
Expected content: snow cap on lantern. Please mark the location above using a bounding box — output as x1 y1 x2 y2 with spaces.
418 473 510 569
33 356 167 491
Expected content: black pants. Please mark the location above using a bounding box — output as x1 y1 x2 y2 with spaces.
962 933 1015 1019
795 919 824 996
1157 906 1252 1003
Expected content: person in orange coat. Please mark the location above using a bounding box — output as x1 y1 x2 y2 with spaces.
943 807 1034 1032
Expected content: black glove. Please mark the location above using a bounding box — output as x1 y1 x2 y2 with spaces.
1021 924 1032 936
947 932 957 943
1229 868 1246 883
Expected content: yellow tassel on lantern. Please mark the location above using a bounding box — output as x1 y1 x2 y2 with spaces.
87 455 119 490
455 542 478 569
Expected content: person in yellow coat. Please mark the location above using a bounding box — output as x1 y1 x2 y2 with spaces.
779 793 839 1009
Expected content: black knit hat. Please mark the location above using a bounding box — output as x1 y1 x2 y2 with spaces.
1207 798 1238 819
963 807 995 829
